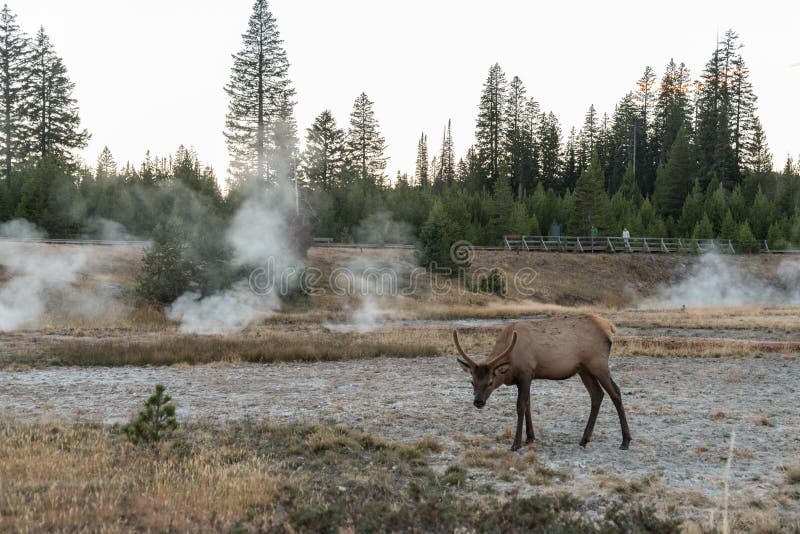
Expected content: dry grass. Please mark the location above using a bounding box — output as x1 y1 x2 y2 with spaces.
786 465 800 485
6 327 444 367
614 335 800 359
0 419 681 533
610 306 800 331
4 318 799 368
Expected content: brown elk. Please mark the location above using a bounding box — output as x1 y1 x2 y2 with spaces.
453 314 631 451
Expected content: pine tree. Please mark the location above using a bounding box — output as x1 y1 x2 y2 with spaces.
504 76 532 197
569 152 608 234
300 110 345 190
749 186 772 239
678 180 704 236
345 92 387 187
695 30 745 190
414 132 429 187
652 59 691 165
744 117 772 175
736 220 759 252
0 4 31 179
634 66 657 190
95 146 116 181
719 209 737 240
576 104 598 176
692 214 714 239
653 126 695 218
476 63 506 190
27 27 89 163
224 0 294 186
562 127 578 192
538 112 562 189
730 54 758 173
439 120 456 186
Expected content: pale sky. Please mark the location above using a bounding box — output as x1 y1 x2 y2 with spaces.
14 0 800 184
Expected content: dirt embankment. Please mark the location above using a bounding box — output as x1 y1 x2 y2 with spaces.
2 242 795 309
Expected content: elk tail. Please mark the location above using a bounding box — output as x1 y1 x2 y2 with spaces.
589 314 617 344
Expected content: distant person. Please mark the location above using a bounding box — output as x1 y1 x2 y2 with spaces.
622 227 630 242
590 225 598 238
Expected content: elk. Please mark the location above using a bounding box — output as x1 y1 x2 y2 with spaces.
453 314 631 451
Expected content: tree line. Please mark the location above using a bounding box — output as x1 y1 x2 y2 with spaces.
0 1 798 260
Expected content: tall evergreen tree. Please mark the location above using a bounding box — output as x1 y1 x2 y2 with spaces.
224 0 294 186
652 59 691 165
0 4 31 179
414 132 429 188
300 110 345 190
730 54 758 174
538 111 562 189
439 120 456 186
476 63 506 190
504 76 532 197
345 92 386 187
694 30 743 190
27 27 89 163
576 104 598 177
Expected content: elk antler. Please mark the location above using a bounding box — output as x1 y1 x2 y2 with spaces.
486 331 517 367
453 329 477 368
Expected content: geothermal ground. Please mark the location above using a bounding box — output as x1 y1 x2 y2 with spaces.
2 245 800 531
3 350 800 525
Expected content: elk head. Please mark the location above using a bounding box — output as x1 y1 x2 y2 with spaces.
453 330 517 408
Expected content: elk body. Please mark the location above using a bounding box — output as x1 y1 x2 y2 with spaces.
454 314 631 451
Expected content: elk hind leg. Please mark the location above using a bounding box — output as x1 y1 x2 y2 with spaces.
578 369 604 447
595 372 631 450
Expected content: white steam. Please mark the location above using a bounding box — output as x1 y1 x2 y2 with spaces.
323 255 405 333
642 254 800 308
166 281 278 334
0 219 45 240
166 188 300 334
0 220 124 331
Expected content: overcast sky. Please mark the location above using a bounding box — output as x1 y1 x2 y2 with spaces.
14 0 800 183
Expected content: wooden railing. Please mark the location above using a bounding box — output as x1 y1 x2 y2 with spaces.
501 235 773 254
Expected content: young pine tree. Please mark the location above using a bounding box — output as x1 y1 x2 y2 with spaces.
123 384 178 445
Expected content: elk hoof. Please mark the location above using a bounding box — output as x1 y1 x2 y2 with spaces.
619 442 629 450
510 442 522 451
579 439 588 448
525 437 535 445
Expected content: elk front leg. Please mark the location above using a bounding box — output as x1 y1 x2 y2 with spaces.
525 385 535 444
512 377 532 451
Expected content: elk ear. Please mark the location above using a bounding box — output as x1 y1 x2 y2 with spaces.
457 357 473 373
493 363 511 376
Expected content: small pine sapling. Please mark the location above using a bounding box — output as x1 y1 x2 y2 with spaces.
124 384 178 445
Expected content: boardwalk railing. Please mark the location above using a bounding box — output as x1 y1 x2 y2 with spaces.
502 235 771 254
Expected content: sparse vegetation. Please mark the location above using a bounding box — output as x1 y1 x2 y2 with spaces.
0 419 685 533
